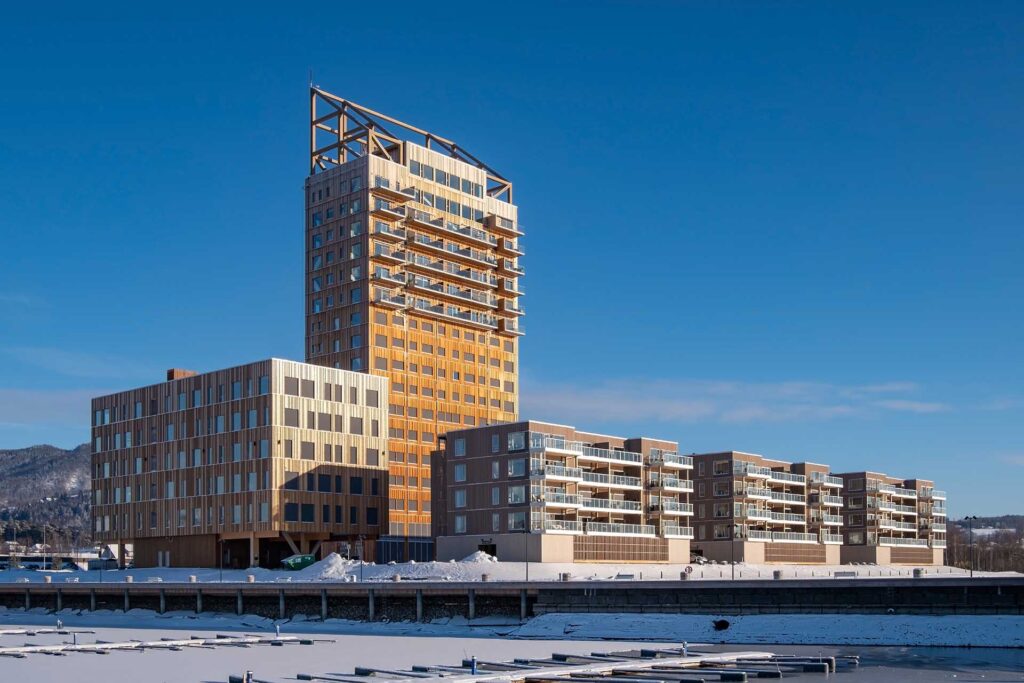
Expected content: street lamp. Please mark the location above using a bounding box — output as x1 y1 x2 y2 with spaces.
964 516 978 578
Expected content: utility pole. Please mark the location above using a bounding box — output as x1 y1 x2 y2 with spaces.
964 516 978 578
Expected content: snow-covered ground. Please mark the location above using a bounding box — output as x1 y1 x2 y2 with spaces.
1 552 1018 583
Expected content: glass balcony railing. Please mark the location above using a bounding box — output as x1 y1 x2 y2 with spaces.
649 476 694 491
878 536 929 547
770 531 818 543
821 495 844 507
820 533 844 544
879 519 917 531
530 460 583 480
585 522 655 537
582 472 642 488
581 498 642 512
878 483 918 498
810 472 844 488
768 470 806 485
528 433 643 464
767 511 806 523
533 489 580 507
648 449 693 468
734 462 772 477
661 525 694 539
768 491 806 504
532 517 582 534
746 487 773 498
931 539 947 548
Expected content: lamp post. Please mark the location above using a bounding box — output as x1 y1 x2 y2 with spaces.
964 516 978 578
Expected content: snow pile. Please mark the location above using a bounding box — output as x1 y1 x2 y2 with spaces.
461 551 498 564
302 553 357 581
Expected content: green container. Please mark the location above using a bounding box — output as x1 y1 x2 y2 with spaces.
281 553 316 570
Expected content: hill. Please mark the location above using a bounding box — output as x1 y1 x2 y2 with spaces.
0 443 91 542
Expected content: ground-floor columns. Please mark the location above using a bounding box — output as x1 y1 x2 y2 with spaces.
368 589 375 621
89 589 96 611
520 589 527 621
416 589 423 622
196 590 203 613
320 589 328 620
278 590 286 620
123 589 130 612
236 589 243 615
467 589 476 620
159 588 166 614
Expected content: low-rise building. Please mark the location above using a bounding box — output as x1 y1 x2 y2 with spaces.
690 452 844 564
431 420 693 562
837 471 946 565
90 358 389 568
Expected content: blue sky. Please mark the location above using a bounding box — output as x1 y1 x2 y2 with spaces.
0 2 1021 515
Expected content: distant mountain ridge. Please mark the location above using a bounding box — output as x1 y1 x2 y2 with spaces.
0 443 91 537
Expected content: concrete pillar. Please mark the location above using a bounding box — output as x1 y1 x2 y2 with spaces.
236 589 244 615
89 589 96 612
416 589 423 622
467 589 476 620
368 589 375 621
250 533 258 568
24 589 30 610
159 589 166 614
320 589 328 621
520 589 528 621
196 590 203 614
123 589 130 612
278 590 286 620
56 588 62 612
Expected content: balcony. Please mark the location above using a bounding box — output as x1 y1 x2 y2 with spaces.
499 299 525 316
411 299 497 330
878 536 929 547
406 254 497 289
373 290 407 309
922 488 947 500
531 434 584 454
500 277 524 297
745 487 773 499
371 270 406 288
370 176 416 203
879 519 917 531
878 483 918 498
584 522 655 537
372 223 406 242
499 258 524 277
768 491 806 505
652 501 694 516
407 209 497 248
931 539 947 548
810 472 844 488
648 449 694 469
533 489 581 508
581 471 642 490
649 476 694 492
734 462 772 478
932 507 947 517
530 461 583 481
770 531 818 544
485 213 523 237
767 511 806 524
820 533 844 545
878 502 918 515
498 318 524 337
371 246 406 265
497 237 524 257
746 529 772 541
371 199 407 220
533 518 582 535
408 275 497 309
768 470 806 486
581 497 643 513
743 507 772 521
579 445 643 465
813 513 843 526
928 522 947 533
821 495 844 507
661 525 694 539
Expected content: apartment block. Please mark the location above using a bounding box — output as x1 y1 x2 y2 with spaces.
431 421 693 563
837 471 946 565
90 359 389 568
690 452 844 564
305 88 522 561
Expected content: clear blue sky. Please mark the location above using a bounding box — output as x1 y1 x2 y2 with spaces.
1 2 1021 516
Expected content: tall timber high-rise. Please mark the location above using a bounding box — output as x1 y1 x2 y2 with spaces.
304 88 523 560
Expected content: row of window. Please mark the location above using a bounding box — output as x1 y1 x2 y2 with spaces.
282 376 380 406
94 408 270 453
451 431 527 457
93 376 271 426
282 471 379 496
453 511 526 534
283 502 378 526
95 503 271 534
311 198 363 228
308 174 362 206
95 443 271 479
94 469 269 504
408 160 485 200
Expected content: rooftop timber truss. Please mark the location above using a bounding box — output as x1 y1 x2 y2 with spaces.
309 86 513 202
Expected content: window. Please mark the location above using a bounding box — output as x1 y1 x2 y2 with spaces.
491 461 500 479
507 431 526 451
508 511 526 531
454 463 467 482
491 513 501 532
454 515 467 534
508 458 526 477
453 438 466 456
491 434 500 453
508 485 526 504
301 504 315 523
284 408 299 427
713 460 731 476
350 476 363 494
284 471 299 490
491 486 500 506
454 489 467 508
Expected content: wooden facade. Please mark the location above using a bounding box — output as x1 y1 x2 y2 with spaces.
90 359 389 568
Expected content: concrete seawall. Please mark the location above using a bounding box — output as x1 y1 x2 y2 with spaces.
0 576 1020 622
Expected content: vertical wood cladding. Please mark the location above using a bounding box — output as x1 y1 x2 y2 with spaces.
90 359 389 565
304 145 521 541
